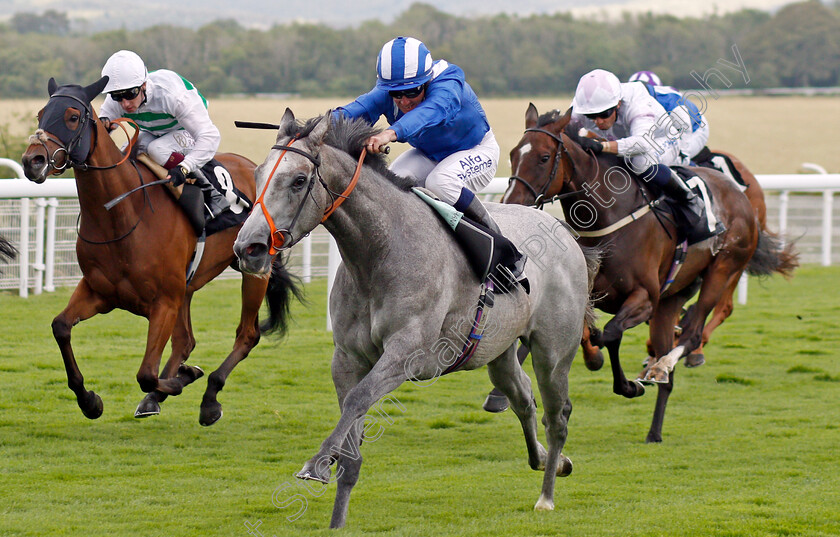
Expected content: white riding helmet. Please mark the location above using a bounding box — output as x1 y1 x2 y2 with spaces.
628 70 662 87
572 69 622 115
101 50 148 94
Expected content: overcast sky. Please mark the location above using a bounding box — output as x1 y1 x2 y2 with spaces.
0 0 799 30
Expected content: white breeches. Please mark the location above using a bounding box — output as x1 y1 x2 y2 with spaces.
389 129 500 204
137 130 196 166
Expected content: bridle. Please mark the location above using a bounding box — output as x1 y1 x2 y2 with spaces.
508 127 579 208
253 135 366 254
33 94 136 173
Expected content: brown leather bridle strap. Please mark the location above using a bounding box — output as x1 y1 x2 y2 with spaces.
321 148 366 222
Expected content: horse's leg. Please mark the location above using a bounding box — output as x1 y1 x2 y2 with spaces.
646 371 675 443
639 293 688 442
136 300 182 394
483 342 530 413
581 324 604 371
646 262 743 383
52 279 114 418
686 273 739 368
600 288 654 398
328 350 370 529
199 273 269 425
486 344 545 471
297 348 411 484
528 338 576 512
135 291 203 418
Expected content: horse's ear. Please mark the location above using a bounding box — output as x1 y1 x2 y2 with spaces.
85 76 109 102
48 78 59 96
526 103 538 128
279 108 296 131
308 111 330 145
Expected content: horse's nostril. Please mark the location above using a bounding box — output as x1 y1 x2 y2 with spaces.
245 243 267 257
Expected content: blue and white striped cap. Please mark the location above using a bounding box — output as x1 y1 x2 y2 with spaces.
376 37 433 91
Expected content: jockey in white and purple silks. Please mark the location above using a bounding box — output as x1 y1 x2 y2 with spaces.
332 37 506 235
570 68 700 209
628 70 710 166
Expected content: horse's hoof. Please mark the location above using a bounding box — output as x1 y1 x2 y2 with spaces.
534 496 555 511
178 364 205 384
557 455 573 477
645 433 663 444
80 391 103 419
684 353 705 368
199 402 223 426
482 393 509 413
643 369 669 384
134 395 161 418
583 348 604 371
296 461 331 484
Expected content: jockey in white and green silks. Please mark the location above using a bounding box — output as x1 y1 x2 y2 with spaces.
98 50 220 187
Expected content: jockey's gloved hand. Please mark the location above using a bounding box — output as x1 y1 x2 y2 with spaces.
579 137 603 154
169 165 188 187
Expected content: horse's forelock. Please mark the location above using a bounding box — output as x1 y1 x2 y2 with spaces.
537 109 564 128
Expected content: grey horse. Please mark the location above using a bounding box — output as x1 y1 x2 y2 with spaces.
234 110 597 529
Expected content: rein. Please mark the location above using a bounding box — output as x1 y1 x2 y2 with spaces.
254 136 366 254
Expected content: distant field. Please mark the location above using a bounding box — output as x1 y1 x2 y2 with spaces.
3 95 839 176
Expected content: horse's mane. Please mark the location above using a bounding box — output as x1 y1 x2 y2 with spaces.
280 114 416 191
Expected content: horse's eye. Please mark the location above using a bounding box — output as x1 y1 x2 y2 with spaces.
291 174 308 190
540 154 551 164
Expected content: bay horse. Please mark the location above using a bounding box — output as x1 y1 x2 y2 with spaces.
233 110 596 528
20 77 301 425
505 104 796 443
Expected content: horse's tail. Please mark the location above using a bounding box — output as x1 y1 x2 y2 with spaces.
746 228 799 279
0 235 17 267
580 244 602 329
260 254 305 336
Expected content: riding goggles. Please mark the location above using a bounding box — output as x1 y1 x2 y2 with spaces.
388 86 424 99
584 106 616 120
110 86 142 102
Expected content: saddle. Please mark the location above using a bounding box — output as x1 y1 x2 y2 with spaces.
693 147 747 191
660 167 725 245
138 155 252 236
413 188 527 295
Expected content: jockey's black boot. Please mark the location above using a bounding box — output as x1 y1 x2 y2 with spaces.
190 168 231 219
178 184 206 236
661 168 697 202
457 188 528 293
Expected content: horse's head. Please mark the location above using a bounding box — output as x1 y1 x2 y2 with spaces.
503 104 577 207
21 76 108 183
235 108 331 275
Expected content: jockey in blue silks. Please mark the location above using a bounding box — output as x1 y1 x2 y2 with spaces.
628 70 710 166
332 37 508 236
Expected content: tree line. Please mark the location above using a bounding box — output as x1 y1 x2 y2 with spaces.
1 1 839 99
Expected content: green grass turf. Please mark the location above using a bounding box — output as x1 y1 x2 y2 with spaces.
1 266 839 536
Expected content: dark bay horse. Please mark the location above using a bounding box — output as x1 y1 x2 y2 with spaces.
505 104 796 443
20 77 301 425
234 110 595 528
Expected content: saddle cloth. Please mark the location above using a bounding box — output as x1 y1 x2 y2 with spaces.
693 147 747 192
198 159 252 236
665 167 723 245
